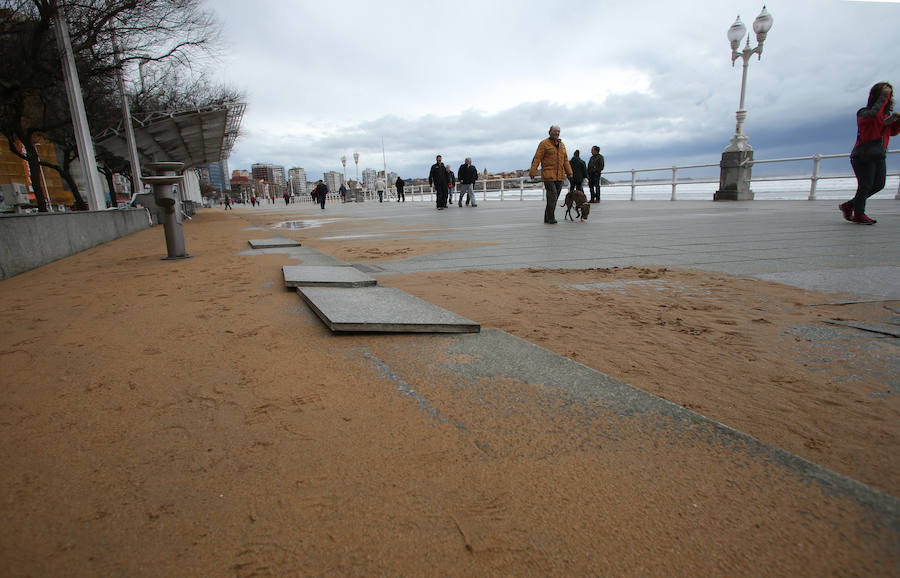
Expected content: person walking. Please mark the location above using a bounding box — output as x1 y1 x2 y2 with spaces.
529 125 573 224
395 177 405 202
283 192 291 205
569 150 587 198
314 179 328 210
587 145 605 203
840 82 900 225
339 183 348 203
429 155 450 209
446 163 456 205
457 158 478 207
224 196 232 210
376 178 386 202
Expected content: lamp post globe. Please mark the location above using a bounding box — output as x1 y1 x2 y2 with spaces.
353 152 359 182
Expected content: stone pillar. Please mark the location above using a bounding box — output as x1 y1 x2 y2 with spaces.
715 149 754 201
143 161 191 260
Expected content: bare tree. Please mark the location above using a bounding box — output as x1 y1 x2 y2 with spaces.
0 0 222 210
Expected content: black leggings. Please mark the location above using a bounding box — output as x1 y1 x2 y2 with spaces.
850 155 886 215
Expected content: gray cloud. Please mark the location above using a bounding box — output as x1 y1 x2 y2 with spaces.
212 0 900 180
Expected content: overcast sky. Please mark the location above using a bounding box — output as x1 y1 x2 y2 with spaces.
204 0 900 180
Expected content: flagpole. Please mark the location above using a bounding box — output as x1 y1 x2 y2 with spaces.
382 137 388 196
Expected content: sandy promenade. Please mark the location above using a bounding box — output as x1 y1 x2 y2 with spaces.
0 205 897 576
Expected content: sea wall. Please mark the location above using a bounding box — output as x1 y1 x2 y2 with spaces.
0 208 151 280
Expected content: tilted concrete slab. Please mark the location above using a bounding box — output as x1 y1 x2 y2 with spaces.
282 265 377 288
248 237 301 249
297 286 480 333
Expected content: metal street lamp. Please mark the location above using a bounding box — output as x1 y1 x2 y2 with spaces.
715 5 773 201
341 155 347 182
353 152 359 182
34 142 52 212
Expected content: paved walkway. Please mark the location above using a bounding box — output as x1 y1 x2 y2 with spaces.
259 198 900 300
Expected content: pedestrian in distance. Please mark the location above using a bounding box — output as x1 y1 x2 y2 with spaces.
457 158 478 207
339 182 348 202
446 163 456 205
314 179 328 210
587 145 605 203
224 196 232 210
283 192 290 205
395 177 405 202
429 155 450 209
840 82 900 225
376 178 386 202
569 150 587 198
529 125 573 224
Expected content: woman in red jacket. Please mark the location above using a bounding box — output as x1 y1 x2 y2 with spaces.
840 82 900 225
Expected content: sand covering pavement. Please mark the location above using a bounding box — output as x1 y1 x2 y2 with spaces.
0 209 897 576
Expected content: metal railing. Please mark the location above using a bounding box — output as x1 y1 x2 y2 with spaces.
390 149 899 203
245 149 900 206
599 149 900 201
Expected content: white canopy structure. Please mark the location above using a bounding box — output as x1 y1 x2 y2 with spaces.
95 103 245 169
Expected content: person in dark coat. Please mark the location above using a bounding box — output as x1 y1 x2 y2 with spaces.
569 150 587 196
587 145 605 203
395 177 405 202
314 180 328 210
428 155 450 209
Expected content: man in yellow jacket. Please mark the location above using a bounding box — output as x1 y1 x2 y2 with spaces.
529 125 573 224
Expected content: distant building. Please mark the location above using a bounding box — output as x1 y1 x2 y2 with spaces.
230 171 252 201
362 168 376 192
251 163 286 195
288 167 307 196
323 171 344 194
272 165 286 194
200 160 229 194
251 163 274 184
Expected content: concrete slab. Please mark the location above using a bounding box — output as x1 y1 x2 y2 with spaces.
823 319 900 338
240 246 347 266
248 237 301 249
282 265 377 288
297 286 480 333
755 266 900 300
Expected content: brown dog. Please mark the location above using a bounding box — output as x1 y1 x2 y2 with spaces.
561 190 591 221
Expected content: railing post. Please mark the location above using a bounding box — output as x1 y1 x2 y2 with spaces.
809 154 820 200
520 177 524 200
670 166 678 201
500 178 504 201
482 180 487 203
630 170 637 201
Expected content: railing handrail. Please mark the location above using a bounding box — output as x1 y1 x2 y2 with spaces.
235 149 899 205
